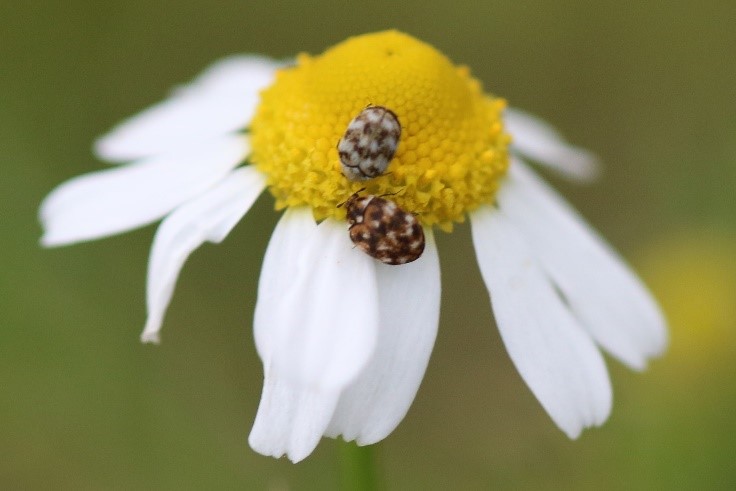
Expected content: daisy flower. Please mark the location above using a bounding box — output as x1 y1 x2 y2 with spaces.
39 31 667 462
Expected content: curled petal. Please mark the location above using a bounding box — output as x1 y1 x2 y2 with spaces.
141 166 265 343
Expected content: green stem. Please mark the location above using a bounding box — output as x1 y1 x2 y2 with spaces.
338 440 379 491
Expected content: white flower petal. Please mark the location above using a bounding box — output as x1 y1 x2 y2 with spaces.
471 206 612 438
325 231 441 445
253 210 379 392
95 56 280 162
140 166 265 344
504 107 600 182
497 162 668 369
248 371 339 463
40 135 247 246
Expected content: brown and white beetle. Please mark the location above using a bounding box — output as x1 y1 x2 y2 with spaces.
337 106 401 181
341 191 424 265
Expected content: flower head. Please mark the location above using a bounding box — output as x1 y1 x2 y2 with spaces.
39 31 667 462
250 31 508 230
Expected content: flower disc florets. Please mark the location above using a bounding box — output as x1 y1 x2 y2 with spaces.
249 30 510 231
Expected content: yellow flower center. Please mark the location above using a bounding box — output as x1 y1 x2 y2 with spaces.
249 30 510 231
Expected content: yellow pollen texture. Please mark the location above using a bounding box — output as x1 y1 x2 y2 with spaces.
249 30 510 231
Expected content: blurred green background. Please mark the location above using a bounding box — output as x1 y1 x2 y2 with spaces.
2 1 735 489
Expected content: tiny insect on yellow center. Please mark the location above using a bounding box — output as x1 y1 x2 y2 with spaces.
249 30 510 232
343 192 425 265
338 106 401 181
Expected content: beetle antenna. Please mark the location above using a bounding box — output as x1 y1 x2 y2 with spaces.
337 187 366 208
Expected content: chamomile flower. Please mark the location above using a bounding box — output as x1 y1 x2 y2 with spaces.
39 31 667 462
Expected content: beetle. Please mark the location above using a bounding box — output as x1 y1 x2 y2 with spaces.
338 106 401 181
341 191 424 265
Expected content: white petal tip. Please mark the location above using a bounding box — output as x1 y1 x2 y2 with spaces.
628 343 667 372
92 137 118 162
547 396 612 441
39 229 88 248
560 150 602 182
140 332 160 344
287 452 308 464
247 440 283 460
354 435 379 446
608 315 668 372
648 323 670 359
40 230 101 248
504 107 602 182
627 359 649 372
247 436 310 464
559 414 610 440
518 146 602 183
563 428 581 440
39 234 57 248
